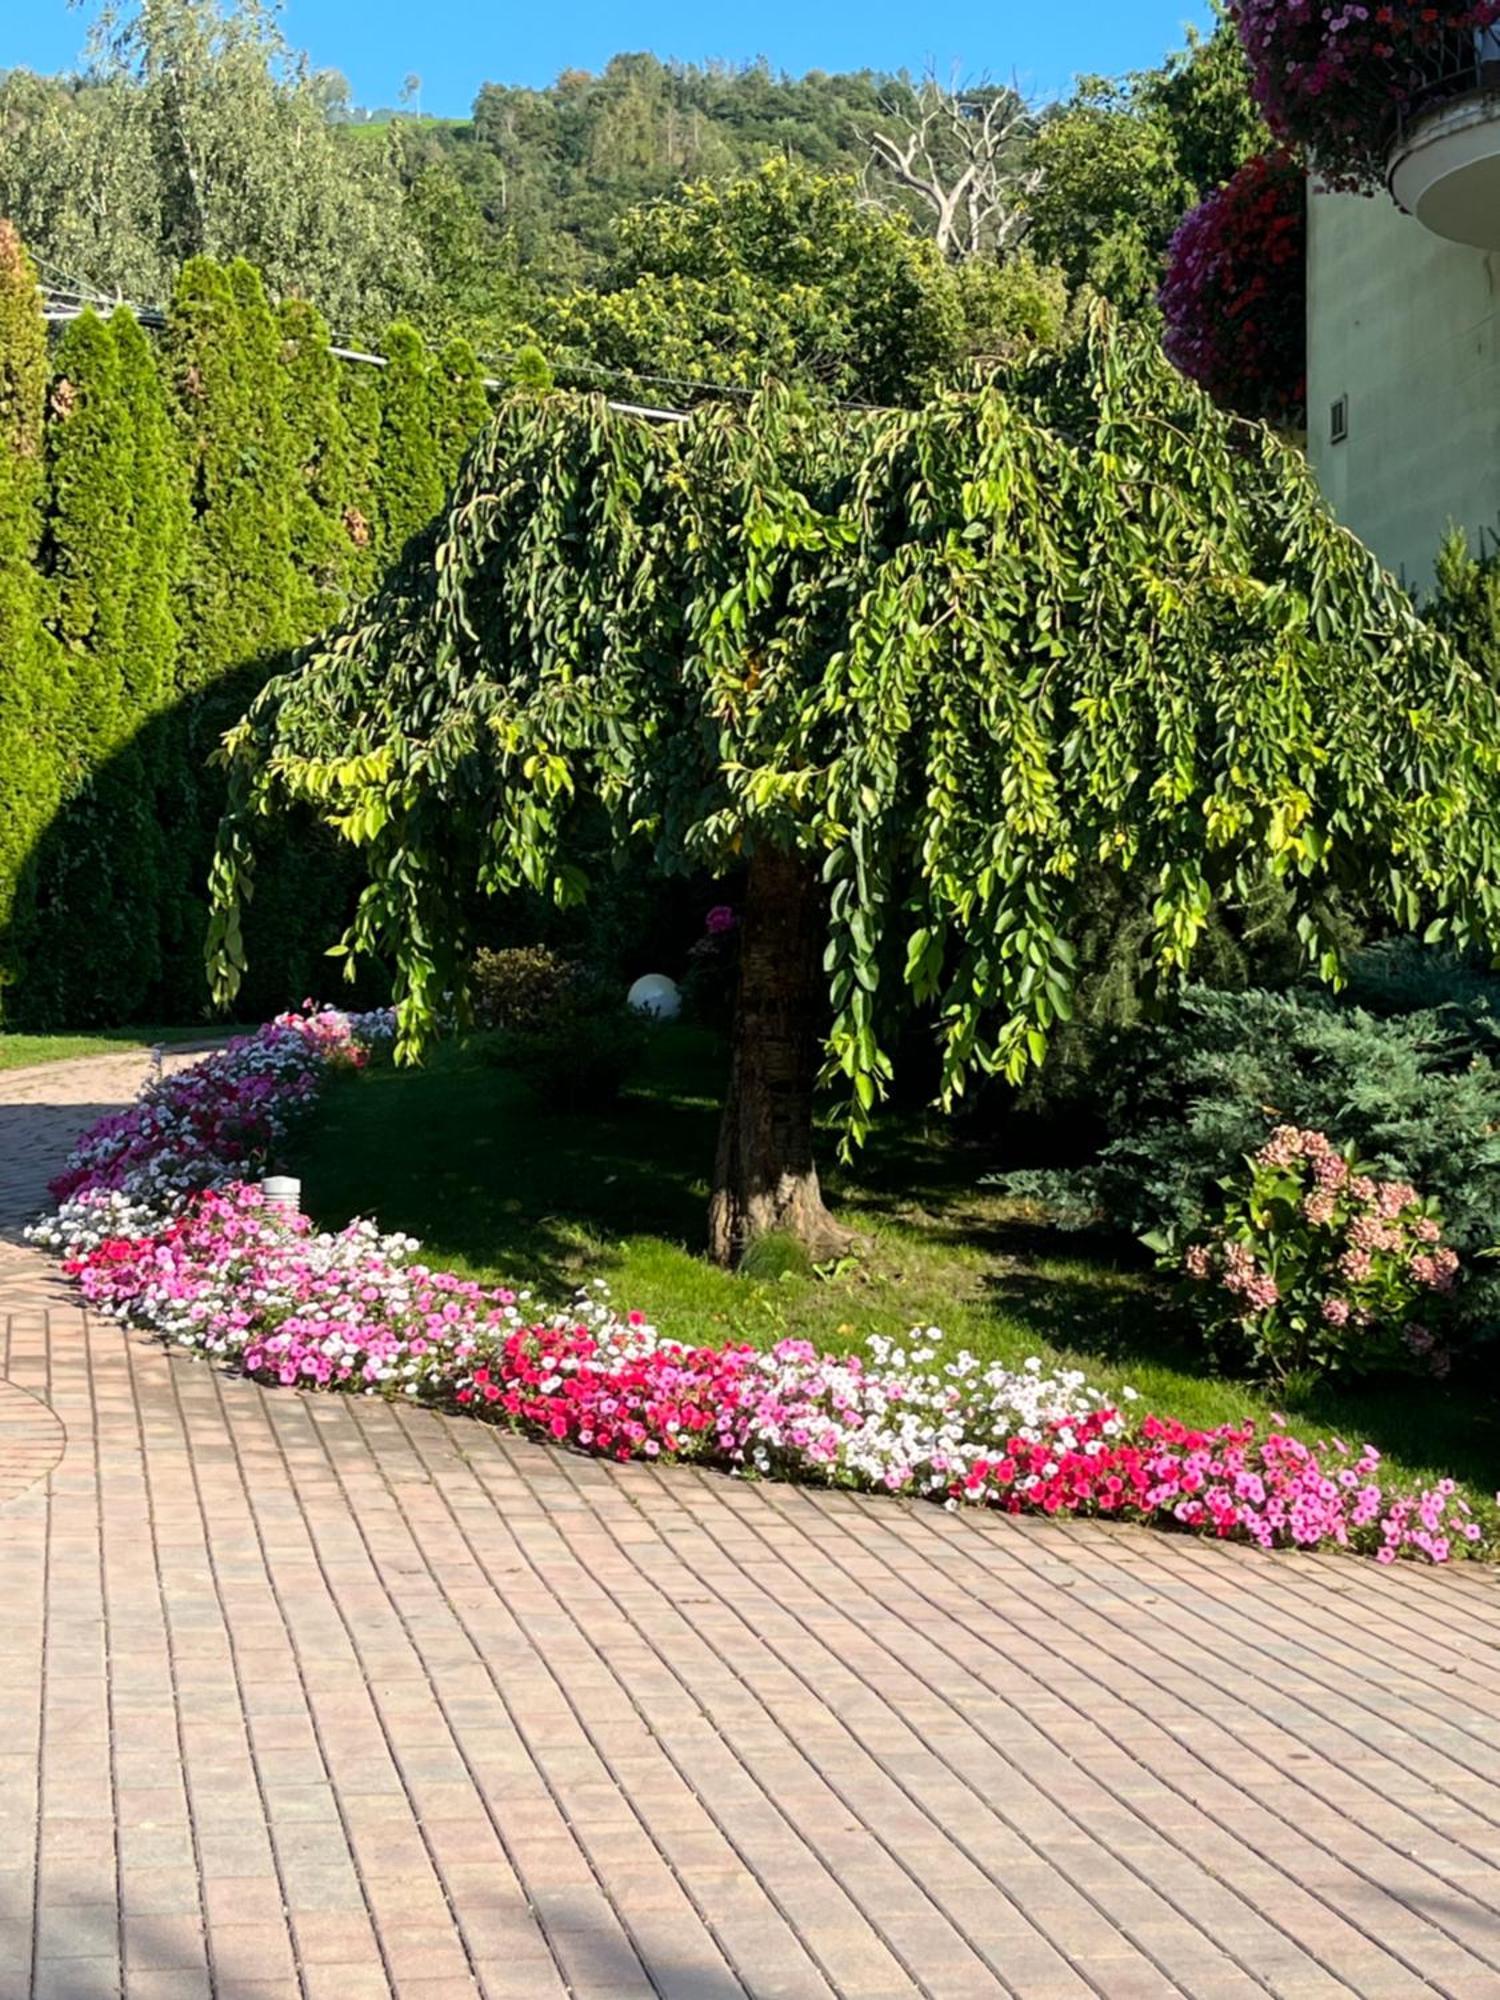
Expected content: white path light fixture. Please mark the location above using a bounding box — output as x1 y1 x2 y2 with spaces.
627 974 681 1021
261 1175 302 1216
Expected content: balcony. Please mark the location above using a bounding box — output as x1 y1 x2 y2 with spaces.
1388 30 1500 249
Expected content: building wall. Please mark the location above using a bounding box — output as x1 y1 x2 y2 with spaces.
1307 186 1500 587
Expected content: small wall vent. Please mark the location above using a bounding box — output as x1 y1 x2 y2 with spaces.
1329 394 1349 446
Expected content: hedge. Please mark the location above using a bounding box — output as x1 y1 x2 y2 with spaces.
0 233 489 1027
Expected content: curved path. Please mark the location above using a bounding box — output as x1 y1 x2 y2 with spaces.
2 1054 1500 1999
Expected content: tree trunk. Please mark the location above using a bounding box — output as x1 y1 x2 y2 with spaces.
707 843 852 1267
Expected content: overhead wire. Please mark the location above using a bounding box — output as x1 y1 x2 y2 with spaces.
35 277 900 424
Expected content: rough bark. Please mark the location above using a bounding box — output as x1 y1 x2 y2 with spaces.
707 843 852 1267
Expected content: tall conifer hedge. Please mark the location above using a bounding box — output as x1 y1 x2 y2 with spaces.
0 234 492 1026
0 224 58 988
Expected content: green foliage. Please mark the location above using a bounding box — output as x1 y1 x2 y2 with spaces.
1028 18 1265 312
1428 526 1500 680
374 323 445 560
0 234 494 1026
0 0 430 335
954 252 1073 370
278 297 356 632
0 224 60 983
1011 964 1500 1348
0 2 1262 380
335 358 384 598
213 309 1500 1168
1030 87 1193 310
470 945 583 1030
44 311 132 746
431 337 491 484
169 257 297 689
468 56 893 288
735 1230 816 1282
1007 865 1357 1125
473 966 648 1109
21 308 164 1021
541 159 965 405
112 307 189 717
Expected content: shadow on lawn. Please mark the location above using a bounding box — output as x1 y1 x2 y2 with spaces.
288 1028 727 1296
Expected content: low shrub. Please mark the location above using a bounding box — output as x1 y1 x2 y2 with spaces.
470 945 582 1030
1161 1126 1458 1382
999 954 1500 1353
468 943 647 1108
478 1009 648 1111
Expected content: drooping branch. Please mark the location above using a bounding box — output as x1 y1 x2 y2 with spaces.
210 308 1500 1168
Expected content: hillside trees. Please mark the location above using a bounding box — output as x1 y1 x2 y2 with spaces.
1028 18 1264 310
0 0 428 332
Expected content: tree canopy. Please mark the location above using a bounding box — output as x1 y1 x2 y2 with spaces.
2 4 1262 360
540 159 965 405
0 0 451 333
210 309 1500 1260
1028 18 1265 311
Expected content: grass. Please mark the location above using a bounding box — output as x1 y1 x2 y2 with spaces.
0 1023 243 1073
285 1025 1500 1526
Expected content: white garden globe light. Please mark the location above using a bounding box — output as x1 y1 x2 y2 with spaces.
627 974 681 1020
261 1175 302 1215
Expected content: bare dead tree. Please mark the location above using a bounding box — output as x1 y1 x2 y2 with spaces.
867 73 1043 262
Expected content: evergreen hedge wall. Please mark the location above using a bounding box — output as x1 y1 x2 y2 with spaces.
0 228 490 1027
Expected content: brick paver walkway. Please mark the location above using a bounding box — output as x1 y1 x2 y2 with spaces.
3 1055 1500 1998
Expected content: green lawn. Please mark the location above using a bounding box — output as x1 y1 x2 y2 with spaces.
286 1026 1500 1531
0 1023 242 1072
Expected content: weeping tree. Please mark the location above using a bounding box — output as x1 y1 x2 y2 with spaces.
208 310 1500 1264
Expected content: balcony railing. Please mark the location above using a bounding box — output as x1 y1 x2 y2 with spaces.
1387 27 1500 247
1390 26 1500 149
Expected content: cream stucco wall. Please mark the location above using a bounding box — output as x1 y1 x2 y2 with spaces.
1307 187 1500 587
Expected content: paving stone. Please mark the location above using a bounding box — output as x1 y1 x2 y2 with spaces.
4 1048 1500 1997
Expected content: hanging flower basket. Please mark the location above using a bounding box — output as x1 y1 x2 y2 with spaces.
1232 0 1500 191
1160 149 1307 426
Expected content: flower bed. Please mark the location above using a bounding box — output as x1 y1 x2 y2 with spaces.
1160 150 1305 426
30 1011 1487 1564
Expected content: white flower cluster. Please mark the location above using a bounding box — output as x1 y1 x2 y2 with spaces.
27 1188 170 1255
735 1330 1134 1496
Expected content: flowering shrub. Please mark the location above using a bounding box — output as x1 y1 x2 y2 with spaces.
1177 1126 1458 1381
29 1021 1487 1565
1232 0 1500 190
1160 150 1305 425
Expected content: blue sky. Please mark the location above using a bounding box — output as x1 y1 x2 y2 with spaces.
8 0 1214 119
